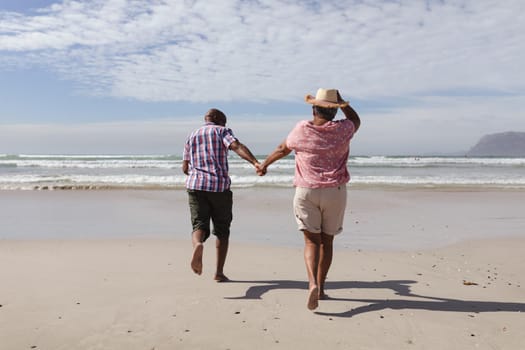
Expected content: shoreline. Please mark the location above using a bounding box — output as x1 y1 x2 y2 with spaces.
2 182 525 191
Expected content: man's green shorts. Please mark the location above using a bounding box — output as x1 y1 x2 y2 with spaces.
187 189 233 241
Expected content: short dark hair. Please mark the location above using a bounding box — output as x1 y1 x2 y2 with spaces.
205 108 227 126
313 106 338 121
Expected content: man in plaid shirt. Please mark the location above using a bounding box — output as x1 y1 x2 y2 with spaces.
182 108 260 281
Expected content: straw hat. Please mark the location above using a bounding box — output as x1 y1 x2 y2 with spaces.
305 88 348 108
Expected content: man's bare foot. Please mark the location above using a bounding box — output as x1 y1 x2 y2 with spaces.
319 291 329 300
307 286 319 310
214 273 230 282
191 243 204 275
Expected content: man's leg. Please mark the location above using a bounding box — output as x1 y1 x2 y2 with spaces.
214 236 229 282
210 190 233 282
318 233 334 299
191 229 206 275
303 230 321 310
188 190 210 276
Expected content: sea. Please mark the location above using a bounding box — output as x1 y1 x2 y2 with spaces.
1 154 525 190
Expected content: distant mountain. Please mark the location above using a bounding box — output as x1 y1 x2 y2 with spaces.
467 131 525 156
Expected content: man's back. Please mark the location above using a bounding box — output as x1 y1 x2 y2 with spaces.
183 122 237 192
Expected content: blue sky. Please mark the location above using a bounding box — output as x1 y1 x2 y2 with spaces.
0 0 524 155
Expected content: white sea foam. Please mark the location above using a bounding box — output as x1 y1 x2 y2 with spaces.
349 156 525 167
3 155 524 169
1 154 525 190
351 175 525 186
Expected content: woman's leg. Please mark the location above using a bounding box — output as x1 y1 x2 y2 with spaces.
318 233 334 299
303 230 321 309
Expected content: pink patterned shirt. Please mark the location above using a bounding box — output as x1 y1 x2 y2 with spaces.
286 119 356 188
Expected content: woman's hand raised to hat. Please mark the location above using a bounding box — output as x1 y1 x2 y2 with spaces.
336 90 346 106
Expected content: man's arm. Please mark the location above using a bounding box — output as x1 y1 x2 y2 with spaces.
338 91 361 131
229 140 260 167
182 160 189 175
258 140 292 175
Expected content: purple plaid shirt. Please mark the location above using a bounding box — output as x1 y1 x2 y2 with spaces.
183 122 237 192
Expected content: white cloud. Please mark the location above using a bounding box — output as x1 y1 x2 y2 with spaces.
354 94 525 155
1 0 524 102
0 118 199 155
1 1 524 155
0 115 295 155
2 93 524 156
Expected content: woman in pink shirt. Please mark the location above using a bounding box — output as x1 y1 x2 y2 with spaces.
258 89 361 310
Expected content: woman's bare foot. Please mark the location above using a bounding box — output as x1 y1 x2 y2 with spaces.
214 273 230 282
307 286 319 310
191 243 204 275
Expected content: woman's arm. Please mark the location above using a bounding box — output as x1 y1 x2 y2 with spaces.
338 91 361 131
258 140 292 175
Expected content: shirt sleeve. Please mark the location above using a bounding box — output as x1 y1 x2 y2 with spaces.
222 128 237 148
182 138 190 161
341 119 356 138
286 121 303 150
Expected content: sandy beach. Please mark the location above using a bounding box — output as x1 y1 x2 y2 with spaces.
1 188 524 349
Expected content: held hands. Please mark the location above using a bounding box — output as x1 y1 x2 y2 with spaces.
253 141 290 176
254 162 267 176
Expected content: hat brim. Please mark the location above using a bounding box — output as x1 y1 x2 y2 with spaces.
305 94 348 108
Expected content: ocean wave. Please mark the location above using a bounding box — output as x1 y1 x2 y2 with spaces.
0 163 17 168
351 175 525 186
0 156 295 170
3 155 524 169
14 154 177 159
349 156 525 167
0 174 295 190
2 154 525 190
0 159 182 169
1 174 524 190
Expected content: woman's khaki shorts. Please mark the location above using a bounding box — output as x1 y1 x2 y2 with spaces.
293 184 347 235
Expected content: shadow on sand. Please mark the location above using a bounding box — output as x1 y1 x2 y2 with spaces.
225 279 525 318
